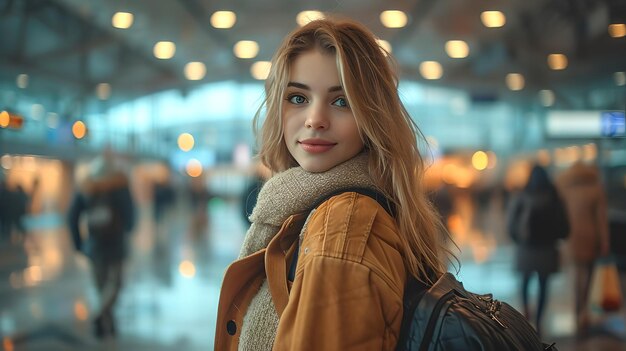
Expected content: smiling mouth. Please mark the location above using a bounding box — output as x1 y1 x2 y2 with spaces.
298 140 337 153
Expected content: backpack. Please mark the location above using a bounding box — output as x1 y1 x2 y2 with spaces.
514 192 569 246
396 273 557 350
289 188 558 351
85 192 125 245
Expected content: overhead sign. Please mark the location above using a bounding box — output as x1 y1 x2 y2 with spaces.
601 111 625 137
546 110 625 138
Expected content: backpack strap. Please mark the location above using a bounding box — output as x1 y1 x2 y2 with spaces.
287 187 393 281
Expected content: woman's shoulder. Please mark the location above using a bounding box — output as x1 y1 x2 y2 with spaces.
304 191 400 254
313 191 396 227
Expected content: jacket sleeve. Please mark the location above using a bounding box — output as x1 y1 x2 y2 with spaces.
274 193 405 351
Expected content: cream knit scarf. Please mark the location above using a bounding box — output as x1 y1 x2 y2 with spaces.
237 152 375 351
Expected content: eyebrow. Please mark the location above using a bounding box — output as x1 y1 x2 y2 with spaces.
287 82 343 93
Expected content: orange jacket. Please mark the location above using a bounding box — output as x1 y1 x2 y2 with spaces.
215 192 406 350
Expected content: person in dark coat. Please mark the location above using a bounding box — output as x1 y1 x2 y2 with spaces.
0 179 10 240
507 164 569 334
67 151 135 339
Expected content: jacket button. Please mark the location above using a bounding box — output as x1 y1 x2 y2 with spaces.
227 320 237 335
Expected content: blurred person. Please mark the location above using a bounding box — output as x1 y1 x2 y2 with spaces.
67 149 135 339
12 184 28 235
0 178 9 241
188 177 213 241
0 183 28 241
153 180 176 222
507 165 569 334
556 162 610 336
215 18 452 350
151 171 177 287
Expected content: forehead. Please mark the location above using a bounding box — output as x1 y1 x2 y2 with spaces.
289 50 341 86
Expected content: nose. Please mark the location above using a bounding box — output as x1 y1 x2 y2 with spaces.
305 102 329 129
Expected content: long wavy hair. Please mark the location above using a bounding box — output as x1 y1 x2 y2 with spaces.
253 18 451 282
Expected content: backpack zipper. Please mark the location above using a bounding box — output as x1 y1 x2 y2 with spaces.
476 294 507 329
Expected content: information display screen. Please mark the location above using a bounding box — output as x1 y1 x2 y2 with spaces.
546 110 625 138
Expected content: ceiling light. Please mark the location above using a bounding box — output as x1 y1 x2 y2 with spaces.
178 133 195 151
547 54 568 70
112 12 133 29
480 11 506 28
184 62 207 80
96 83 111 100
153 41 176 59
210 11 236 29
505 73 524 90
445 40 469 58
251 61 271 80
16 74 28 89
233 40 259 59
539 89 555 107
0 111 9 128
376 39 392 55
296 11 324 26
608 23 626 38
380 10 408 28
419 61 443 80
471 151 488 171
72 121 87 139
186 159 202 177
615 72 626 86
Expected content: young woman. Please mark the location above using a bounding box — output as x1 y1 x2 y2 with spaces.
215 17 451 350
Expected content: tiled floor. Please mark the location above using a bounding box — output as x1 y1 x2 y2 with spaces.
1 198 625 351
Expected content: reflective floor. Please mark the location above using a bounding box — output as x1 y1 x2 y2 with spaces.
1 197 625 351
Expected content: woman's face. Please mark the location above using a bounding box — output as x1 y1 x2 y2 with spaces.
282 50 364 173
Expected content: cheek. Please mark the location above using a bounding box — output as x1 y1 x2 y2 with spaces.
282 116 298 141
338 119 361 141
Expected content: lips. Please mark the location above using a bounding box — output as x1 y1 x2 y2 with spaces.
298 138 337 153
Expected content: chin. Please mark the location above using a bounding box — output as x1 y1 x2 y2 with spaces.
297 156 351 173
300 162 332 173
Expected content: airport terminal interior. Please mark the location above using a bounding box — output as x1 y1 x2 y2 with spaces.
1 0 626 350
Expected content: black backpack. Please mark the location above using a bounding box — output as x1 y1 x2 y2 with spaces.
396 273 557 350
510 192 569 246
290 188 558 351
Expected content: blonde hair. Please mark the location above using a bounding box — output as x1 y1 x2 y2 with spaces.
254 18 451 282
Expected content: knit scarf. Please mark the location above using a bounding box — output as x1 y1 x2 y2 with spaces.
237 152 375 351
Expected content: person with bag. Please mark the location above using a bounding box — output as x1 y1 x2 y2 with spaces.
506 165 569 334
67 149 135 339
556 162 610 336
214 17 452 350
